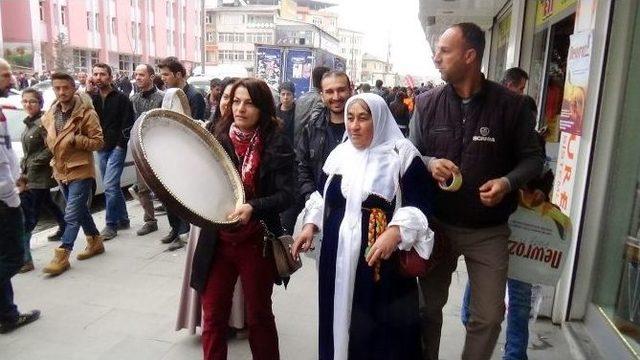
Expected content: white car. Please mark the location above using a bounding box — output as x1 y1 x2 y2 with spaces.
0 93 136 206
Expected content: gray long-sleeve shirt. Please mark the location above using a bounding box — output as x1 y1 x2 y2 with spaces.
0 108 20 208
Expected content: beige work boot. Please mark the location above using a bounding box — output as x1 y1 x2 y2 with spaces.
43 248 71 275
77 235 105 260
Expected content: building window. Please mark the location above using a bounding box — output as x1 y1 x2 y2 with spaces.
246 51 254 62
150 26 155 43
73 49 87 71
166 1 171 17
87 12 92 30
312 17 322 26
206 51 214 62
39 1 44 21
205 12 213 24
60 6 67 25
207 32 214 42
111 17 117 34
131 21 136 39
167 30 172 47
90 51 99 66
95 14 99 31
247 14 273 24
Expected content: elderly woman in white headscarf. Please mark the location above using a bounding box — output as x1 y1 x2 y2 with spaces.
292 93 435 360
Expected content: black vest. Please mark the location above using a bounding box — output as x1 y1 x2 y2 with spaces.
416 80 525 228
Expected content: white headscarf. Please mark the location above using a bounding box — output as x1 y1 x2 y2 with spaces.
322 93 414 360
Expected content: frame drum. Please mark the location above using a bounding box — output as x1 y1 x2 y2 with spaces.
131 109 244 227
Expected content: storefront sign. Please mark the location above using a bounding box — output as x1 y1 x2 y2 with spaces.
552 132 580 214
536 0 578 26
559 32 593 135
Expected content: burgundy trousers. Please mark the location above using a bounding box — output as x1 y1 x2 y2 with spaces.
201 233 279 360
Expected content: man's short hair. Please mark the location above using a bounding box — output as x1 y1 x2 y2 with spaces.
158 56 187 78
502 67 529 86
312 66 331 90
51 72 76 87
138 64 155 76
210 78 222 88
453 22 486 63
375 79 383 88
320 71 351 91
93 63 112 77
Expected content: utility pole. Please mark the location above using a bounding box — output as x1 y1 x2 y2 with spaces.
201 0 206 75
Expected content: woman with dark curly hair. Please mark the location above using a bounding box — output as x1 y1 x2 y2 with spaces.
192 78 296 360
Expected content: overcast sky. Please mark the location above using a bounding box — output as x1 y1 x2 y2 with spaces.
333 0 440 78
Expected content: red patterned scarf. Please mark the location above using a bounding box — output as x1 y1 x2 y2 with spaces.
229 123 262 198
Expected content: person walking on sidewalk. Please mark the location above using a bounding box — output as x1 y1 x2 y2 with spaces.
130 64 164 236
0 58 40 333
41 72 106 276
18 88 67 272
91 63 135 241
157 57 203 250
191 78 295 360
460 67 548 360
409 23 543 360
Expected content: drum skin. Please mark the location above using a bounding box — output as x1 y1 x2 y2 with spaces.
131 108 244 228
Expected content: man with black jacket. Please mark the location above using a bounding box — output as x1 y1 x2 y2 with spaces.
91 63 136 240
297 71 352 203
409 23 543 360
158 56 206 121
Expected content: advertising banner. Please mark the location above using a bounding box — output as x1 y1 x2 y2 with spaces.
559 32 592 135
508 192 572 286
552 132 580 215
284 49 313 98
255 46 283 89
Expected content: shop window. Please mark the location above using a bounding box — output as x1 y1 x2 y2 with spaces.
489 11 511 82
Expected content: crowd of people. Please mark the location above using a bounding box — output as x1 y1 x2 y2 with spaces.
0 21 550 360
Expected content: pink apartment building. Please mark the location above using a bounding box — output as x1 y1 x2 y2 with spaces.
0 0 203 74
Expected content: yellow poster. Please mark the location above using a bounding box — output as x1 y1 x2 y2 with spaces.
536 0 578 26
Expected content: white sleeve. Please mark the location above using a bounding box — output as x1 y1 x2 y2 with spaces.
302 190 324 229
388 206 434 260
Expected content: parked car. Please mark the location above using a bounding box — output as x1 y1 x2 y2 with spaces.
0 93 137 206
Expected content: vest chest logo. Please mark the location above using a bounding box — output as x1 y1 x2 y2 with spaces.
473 127 496 143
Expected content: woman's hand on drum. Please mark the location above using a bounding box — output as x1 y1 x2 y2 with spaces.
228 203 253 225
291 223 317 261
366 225 401 267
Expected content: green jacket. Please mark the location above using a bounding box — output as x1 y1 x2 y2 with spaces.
21 112 55 189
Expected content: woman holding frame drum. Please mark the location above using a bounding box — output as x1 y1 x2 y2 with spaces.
190 78 296 360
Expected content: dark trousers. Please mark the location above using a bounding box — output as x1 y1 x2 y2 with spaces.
28 188 65 232
419 219 510 360
201 237 279 360
167 210 188 235
0 203 25 324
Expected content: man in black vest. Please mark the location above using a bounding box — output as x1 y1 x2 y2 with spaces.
409 23 543 360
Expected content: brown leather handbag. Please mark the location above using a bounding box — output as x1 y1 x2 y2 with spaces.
262 222 302 278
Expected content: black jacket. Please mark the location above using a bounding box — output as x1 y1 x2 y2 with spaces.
190 127 296 293
183 83 206 121
91 89 135 151
409 80 543 228
296 106 343 200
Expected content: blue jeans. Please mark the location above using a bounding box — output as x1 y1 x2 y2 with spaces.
98 147 129 228
60 179 99 250
0 203 24 324
462 278 532 360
